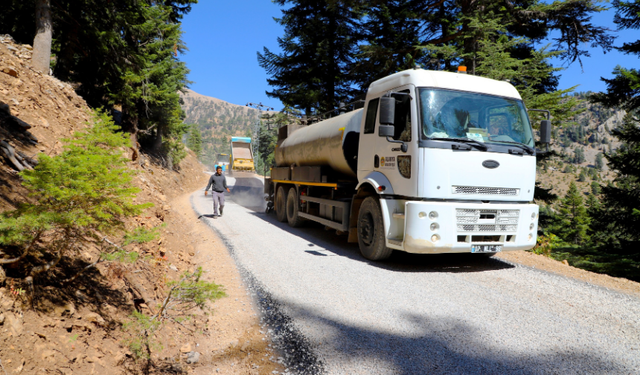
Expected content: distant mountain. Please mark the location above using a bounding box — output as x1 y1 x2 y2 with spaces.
537 93 625 199
180 89 263 167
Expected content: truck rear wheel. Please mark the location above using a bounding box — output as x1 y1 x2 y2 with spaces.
286 187 305 227
275 185 288 222
357 196 392 261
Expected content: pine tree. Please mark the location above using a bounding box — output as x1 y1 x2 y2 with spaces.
588 1 640 251
591 0 640 111
595 152 605 170
555 182 591 245
118 3 191 166
418 0 590 124
186 124 203 157
590 113 640 249
420 0 612 68
573 147 585 164
258 0 362 115
348 0 425 90
0 0 196 165
0 110 151 279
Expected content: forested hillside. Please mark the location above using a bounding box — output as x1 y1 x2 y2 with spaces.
537 93 625 197
180 90 262 168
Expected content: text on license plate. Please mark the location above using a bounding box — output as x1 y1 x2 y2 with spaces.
471 245 502 253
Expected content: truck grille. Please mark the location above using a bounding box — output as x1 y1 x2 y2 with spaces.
456 209 519 232
452 186 519 196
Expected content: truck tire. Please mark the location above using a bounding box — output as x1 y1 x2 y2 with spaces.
286 187 305 228
275 185 288 222
357 196 392 261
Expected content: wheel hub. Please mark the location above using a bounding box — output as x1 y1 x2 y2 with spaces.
359 213 375 246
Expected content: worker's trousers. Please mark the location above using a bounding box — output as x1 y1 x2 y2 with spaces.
212 191 225 216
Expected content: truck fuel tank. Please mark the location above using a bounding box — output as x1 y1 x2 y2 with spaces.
275 109 363 177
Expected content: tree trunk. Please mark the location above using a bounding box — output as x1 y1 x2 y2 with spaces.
153 123 164 153
32 0 52 74
121 109 140 161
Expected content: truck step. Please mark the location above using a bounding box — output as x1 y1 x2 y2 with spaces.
392 212 405 219
388 238 403 247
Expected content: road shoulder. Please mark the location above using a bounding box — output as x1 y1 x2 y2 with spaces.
171 190 283 374
497 251 640 299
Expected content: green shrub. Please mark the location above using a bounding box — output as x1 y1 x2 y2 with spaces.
122 225 163 246
0 109 152 278
123 267 226 360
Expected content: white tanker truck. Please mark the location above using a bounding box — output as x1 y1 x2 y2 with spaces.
265 68 551 261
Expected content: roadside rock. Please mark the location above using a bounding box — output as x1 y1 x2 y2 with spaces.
6 313 23 336
1 67 18 78
53 302 75 317
186 351 200 364
84 312 105 325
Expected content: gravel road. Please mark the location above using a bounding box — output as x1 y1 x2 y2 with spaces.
192 175 640 375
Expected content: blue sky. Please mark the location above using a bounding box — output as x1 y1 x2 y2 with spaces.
180 1 637 112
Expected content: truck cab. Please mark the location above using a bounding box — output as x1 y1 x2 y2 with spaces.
357 69 540 257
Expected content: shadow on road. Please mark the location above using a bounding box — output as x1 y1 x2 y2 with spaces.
226 177 515 274
268 297 631 375
197 214 217 219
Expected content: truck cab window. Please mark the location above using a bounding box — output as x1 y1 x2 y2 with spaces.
392 92 411 141
419 88 534 148
364 98 379 134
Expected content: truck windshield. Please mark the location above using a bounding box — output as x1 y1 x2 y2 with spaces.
419 88 534 148
217 154 230 163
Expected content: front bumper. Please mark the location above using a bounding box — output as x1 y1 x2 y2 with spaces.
402 201 538 254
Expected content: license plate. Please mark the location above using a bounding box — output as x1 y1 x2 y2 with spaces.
471 245 502 253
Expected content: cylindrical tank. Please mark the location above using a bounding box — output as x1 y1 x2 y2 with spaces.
275 109 363 177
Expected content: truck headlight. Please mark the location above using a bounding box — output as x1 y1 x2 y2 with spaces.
431 234 440 242
429 211 438 220
430 223 439 231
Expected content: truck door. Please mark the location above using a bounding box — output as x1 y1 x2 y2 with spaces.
358 87 418 197
357 97 380 177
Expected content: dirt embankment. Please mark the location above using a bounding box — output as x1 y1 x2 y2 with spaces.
0 35 281 374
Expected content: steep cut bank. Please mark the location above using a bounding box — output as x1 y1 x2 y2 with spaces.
0 35 281 374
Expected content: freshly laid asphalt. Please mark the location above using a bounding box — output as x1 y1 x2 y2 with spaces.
191 174 640 375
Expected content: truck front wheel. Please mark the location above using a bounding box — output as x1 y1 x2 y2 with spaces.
357 196 392 261
286 187 305 227
275 185 287 222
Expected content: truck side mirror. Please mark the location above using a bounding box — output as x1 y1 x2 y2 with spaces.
379 96 395 125
379 124 394 137
539 120 551 144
